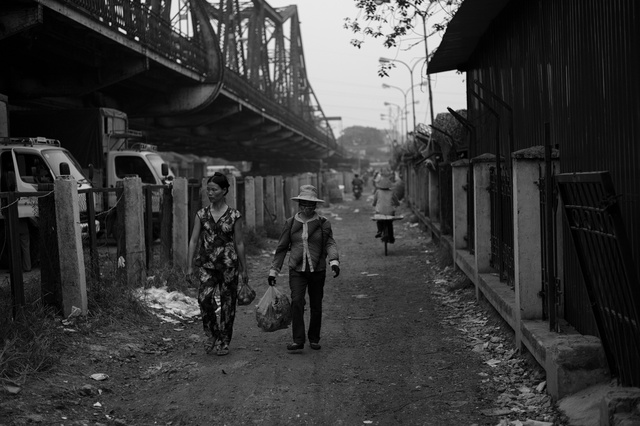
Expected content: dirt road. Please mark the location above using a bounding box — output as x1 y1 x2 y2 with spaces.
1 188 561 425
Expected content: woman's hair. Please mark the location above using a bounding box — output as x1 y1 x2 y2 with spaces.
207 172 230 193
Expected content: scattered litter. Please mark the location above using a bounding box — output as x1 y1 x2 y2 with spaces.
93 402 102 408
117 256 125 268
3 385 21 395
365 274 379 277
354 209 360 213
485 359 501 368
90 373 109 381
352 294 369 299
363 421 373 424
135 286 200 323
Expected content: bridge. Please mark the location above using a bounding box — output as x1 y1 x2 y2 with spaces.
0 0 347 173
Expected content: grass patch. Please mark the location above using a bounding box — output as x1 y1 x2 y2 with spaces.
0 278 67 384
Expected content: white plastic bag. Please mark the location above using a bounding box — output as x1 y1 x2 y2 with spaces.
255 286 292 332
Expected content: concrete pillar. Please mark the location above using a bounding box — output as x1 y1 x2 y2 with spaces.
428 167 439 221
512 147 561 345
55 177 87 317
255 176 264 228
289 176 300 217
172 177 189 271
265 176 276 224
452 159 470 251
226 174 237 209
473 154 496 296
244 176 256 230
512 149 544 328
200 177 209 207
275 175 285 227
122 177 146 288
421 168 429 216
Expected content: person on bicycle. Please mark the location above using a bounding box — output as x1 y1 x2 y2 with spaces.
372 177 400 241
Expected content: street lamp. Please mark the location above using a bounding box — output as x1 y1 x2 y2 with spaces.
375 0 436 126
383 101 402 142
379 57 422 131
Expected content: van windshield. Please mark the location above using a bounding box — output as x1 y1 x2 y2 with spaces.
42 149 89 183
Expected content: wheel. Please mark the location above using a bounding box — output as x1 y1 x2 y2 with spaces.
384 240 388 256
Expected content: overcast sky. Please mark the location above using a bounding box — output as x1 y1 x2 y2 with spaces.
266 0 467 137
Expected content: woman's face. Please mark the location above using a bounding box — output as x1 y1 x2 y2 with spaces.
298 200 317 218
206 182 226 203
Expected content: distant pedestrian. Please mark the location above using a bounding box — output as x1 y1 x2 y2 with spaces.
268 185 340 352
187 172 248 356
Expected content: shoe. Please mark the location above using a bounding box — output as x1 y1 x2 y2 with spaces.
309 342 321 350
287 343 304 351
216 344 229 356
375 232 382 238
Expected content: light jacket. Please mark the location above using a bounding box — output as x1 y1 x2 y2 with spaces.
269 213 339 276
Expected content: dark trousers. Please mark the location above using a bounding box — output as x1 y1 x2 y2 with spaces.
289 269 326 345
376 220 395 243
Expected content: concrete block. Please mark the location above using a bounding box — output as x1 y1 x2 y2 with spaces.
600 388 640 426
547 334 610 399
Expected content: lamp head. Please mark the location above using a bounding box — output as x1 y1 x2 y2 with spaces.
379 57 391 64
382 83 390 89
384 102 390 106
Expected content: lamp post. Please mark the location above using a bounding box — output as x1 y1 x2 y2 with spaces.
375 0 436 126
382 83 407 142
379 57 422 132
383 101 402 142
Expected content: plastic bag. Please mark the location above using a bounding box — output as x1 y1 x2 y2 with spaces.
255 286 292 332
237 281 256 306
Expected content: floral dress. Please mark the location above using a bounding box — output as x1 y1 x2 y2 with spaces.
194 206 242 347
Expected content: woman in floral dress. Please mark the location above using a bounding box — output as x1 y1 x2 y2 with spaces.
187 172 248 356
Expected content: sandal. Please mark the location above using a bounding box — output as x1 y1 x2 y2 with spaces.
204 338 218 354
216 344 229 356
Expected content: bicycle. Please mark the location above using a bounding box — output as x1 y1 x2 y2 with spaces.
371 214 403 256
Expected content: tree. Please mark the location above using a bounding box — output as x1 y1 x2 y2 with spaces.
345 0 461 77
339 126 390 163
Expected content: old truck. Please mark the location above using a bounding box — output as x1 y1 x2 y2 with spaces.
9 108 174 238
0 136 94 270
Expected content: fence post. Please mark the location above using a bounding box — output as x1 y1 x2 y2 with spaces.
452 159 469 251
289 176 299 215
275 176 285 227
473 154 496 298
255 176 264 228
121 177 146 288
264 176 276 224
172 177 189 270
428 167 440 221
226 174 237 209
244 176 256 230
38 185 61 309
54 177 87 317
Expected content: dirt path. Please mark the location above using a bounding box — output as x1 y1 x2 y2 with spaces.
3 189 533 425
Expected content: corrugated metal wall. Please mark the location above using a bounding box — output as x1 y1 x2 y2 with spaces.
464 0 640 336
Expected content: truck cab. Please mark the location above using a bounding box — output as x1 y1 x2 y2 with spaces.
0 136 93 219
106 140 174 188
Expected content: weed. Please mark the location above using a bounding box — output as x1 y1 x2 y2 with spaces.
0 279 66 384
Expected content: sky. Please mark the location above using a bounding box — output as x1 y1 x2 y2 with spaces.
266 0 467 137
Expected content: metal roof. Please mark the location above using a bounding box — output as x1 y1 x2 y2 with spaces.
427 0 512 74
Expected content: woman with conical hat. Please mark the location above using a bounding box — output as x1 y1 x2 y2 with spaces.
268 185 340 351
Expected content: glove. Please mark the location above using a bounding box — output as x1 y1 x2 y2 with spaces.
331 264 340 278
268 276 276 286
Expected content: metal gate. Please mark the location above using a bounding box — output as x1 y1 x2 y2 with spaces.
489 165 514 286
556 171 640 387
